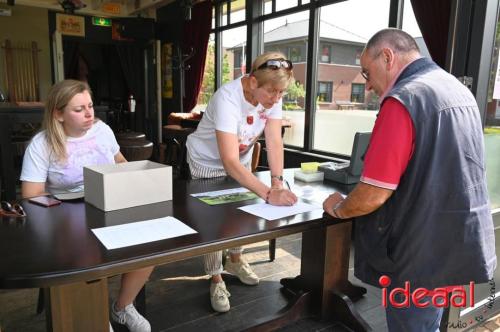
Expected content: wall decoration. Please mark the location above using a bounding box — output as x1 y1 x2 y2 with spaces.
162 43 173 99
56 13 85 37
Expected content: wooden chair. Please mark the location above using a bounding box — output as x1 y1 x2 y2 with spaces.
251 141 261 173
162 125 195 178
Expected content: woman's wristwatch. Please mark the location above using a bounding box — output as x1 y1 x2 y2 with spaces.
271 175 284 181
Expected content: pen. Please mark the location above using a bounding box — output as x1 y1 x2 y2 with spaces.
284 179 291 191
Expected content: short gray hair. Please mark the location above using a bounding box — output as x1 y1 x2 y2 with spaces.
365 28 420 57
250 51 294 89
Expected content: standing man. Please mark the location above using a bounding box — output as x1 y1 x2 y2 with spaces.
323 28 496 331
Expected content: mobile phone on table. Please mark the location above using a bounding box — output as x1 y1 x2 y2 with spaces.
28 196 62 207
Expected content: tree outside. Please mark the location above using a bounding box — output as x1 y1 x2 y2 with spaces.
284 81 305 110
197 43 232 107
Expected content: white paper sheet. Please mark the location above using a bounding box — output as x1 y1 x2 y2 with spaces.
295 186 346 204
91 217 197 250
238 201 323 221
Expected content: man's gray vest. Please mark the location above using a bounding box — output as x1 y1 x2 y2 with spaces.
354 57 496 289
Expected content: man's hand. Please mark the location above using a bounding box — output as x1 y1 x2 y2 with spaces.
323 192 344 218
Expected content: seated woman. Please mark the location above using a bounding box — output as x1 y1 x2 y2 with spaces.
186 52 298 312
20 79 152 332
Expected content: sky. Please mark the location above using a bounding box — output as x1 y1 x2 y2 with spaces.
219 0 423 48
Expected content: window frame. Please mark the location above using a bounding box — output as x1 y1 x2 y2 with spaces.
210 0 406 159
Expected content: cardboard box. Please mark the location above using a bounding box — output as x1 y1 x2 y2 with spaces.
84 161 172 211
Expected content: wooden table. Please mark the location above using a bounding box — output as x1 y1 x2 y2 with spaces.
0 170 370 331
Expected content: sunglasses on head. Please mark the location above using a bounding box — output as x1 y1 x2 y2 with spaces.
1 201 26 218
256 59 293 71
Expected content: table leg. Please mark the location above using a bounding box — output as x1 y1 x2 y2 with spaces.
46 278 109 332
242 221 371 331
279 221 371 331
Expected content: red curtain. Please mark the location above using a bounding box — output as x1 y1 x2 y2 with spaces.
182 1 212 113
410 0 452 69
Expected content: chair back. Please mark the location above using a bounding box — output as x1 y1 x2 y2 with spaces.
251 142 261 172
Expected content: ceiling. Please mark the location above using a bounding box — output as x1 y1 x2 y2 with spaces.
0 0 178 17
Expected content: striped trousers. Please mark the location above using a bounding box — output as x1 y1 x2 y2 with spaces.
187 154 250 276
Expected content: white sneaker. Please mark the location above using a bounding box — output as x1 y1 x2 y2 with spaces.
225 258 259 285
210 281 231 313
111 302 151 332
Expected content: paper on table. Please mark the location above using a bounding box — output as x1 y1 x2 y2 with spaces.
91 216 197 250
238 201 322 221
296 186 346 204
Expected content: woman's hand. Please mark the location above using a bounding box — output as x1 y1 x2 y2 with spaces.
267 188 298 206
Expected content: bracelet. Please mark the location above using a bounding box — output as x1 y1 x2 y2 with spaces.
331 201 342 218
265 189 272 204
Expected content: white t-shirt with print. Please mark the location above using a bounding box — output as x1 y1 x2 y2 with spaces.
186 76 282 169
20 120 120 194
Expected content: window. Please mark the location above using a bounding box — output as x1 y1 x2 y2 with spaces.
234 49 243 69
222 26 247 82
196 0 246 112
402 0 430 58
211 0 407 156
320 43 331 63
312 0 389 155
221 0 246 26
264 11 309 148
317 82 332 103
288 45 303 62
196 34 215 112
264 0 299 15
484 10 500 210
351 83 365 103
228 0 245 25
234 50 241 68
355 50 361 65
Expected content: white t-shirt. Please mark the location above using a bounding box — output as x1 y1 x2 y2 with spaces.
20 120 120 194
186 76 282 169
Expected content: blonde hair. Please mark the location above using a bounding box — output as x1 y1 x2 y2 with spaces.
250 52 295 89
42 79 92 162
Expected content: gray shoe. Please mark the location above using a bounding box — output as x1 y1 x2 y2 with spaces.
225 258 259 285
111 302 151 332
210 281 231 312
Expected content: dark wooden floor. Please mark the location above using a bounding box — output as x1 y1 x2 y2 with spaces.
0 233 387 332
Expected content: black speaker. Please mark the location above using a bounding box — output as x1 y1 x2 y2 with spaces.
118 18 155 40
7 0 15 5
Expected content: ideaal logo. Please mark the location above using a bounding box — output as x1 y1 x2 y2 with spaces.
379 275 474 308
379 276 496 329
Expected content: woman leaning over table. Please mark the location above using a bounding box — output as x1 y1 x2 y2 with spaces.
20 79 152 332
186 52 298 313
